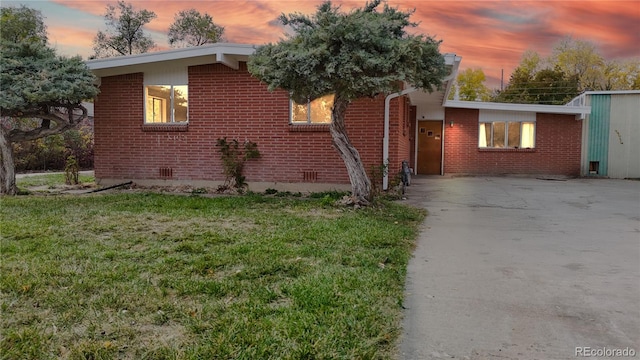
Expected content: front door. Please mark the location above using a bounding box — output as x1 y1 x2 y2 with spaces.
417 120 442 175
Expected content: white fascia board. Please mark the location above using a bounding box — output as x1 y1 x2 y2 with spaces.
401 53 460 105
582 90 640 95
567 90 640 106
444 100 591 115
442 53 462 104
86 43 257 73
444 53 462 67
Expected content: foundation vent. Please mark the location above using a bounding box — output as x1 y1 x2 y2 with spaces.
303 171 318 182
159 167 173 178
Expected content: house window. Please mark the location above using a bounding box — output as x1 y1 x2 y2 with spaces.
291 94 334 124
479 122 535 148
145 85 188 123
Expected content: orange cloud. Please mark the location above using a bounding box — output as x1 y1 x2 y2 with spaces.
48 26 96 57
47 0 639 87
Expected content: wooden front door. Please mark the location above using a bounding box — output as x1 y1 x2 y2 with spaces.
417 121 443 175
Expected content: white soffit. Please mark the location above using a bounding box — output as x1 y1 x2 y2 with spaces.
445 100 591 116
405 53 462 110
86 43 257 77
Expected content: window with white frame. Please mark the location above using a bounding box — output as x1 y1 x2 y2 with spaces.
478 110 536 149
291 94 334 124
145 85 188 123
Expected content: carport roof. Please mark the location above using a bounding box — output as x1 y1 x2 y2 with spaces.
444 99 591 118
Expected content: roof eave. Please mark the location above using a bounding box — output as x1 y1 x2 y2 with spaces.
442 54 462 105
86 43 258 77
444 99 591 117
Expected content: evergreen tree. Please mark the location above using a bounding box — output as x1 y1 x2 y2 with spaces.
248 0 446 205
1 37 98 194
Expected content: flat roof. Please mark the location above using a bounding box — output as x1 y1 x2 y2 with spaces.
444 99 591 116
581 90 640 95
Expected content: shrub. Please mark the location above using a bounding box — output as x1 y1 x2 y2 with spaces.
215 138 261 191
13 122 94 171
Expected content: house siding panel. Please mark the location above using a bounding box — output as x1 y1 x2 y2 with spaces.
443 108 581 176
607 94 640 178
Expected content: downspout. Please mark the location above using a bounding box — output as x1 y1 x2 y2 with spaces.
383 65 460 189
383 87 416 190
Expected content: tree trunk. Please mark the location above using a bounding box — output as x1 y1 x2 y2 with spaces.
0 128 17 195
330 96 372 206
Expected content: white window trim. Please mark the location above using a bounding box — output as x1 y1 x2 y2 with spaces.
143 67 189 124
147 95 167 123
478 110 536 149
479 122 536 149
144 85 188 124
289 95 334 125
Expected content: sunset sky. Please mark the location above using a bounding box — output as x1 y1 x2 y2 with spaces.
4 0 640 88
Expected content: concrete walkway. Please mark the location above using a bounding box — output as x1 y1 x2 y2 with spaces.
399 176 640 360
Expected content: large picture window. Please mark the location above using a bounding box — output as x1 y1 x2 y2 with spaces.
145 85 188 123
479 122 535 148
291 94 334 124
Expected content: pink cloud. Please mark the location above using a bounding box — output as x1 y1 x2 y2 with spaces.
48 0 638 87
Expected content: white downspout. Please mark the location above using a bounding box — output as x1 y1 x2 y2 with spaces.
383 87 417 190
383 73 459 190
385 55 460 188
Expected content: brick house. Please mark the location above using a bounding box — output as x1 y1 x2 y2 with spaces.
87 43 590 191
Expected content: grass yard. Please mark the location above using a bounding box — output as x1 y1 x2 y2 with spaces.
15 173 95 189
0 192 424 359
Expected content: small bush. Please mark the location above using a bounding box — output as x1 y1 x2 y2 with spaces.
64 156 79 185
215 138 261 190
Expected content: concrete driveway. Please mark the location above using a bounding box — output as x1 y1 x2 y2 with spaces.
399 176 640 360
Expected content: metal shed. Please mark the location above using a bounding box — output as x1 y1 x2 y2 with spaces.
570 91 640 179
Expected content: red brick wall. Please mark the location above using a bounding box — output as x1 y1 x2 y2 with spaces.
388 97 412 177
94 73 145 180
93 62 404 186
443 108 582 175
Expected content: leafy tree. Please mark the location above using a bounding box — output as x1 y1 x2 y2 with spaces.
169 9 225 47
92 1 156 58
601 58 640 90
449 68 490 101
0 41 98 195
494 50 579 104
549 37 640 91
495 37 640 104
551 37 606 92
495 67 579 105
248 0 446 205
0 5 47 44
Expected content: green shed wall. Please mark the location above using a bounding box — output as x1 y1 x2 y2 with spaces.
587 95 611 176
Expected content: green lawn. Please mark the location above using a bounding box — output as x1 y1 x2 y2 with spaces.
16 173 95 189
0 192 424 359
